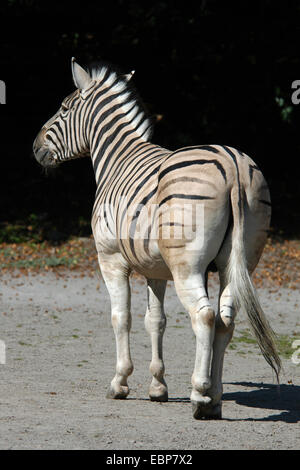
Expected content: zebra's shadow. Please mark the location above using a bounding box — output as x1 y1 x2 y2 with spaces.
222 381 300 423
127 396 190 403
127 382 300 422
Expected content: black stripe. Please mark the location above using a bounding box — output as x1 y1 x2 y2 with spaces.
93 143 159 212
119 167 160 227
87 80 127 136
72 108 80 153
129 233 137 259
222 145 242 216
159 222 184 227
92 102 131 146
93 109 140 176
93 110 148 183
171 145 220 156
158 193 215 207
158 159 227 183
258 199 271 206
111 152 164 206
198 145 220 153
103 207 114 236
94 139 147 203
48 124 64 159
143 225 152 256
249 163 260 184
164 245 185 249
124 187 157 225
221 145 238 165
120 187 157 260
90 80 125 120
51 120 64 138
46 132 63 160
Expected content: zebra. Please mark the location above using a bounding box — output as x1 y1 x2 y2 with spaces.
33 58 281 419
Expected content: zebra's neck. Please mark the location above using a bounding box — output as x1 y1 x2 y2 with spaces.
85 65 154 187
90 124 155 187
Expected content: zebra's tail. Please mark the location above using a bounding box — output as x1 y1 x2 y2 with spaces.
226 184 281 383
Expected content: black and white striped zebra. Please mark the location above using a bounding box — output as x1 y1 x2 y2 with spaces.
33 58 281 420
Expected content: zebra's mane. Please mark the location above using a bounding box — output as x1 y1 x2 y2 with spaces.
87 60 154 141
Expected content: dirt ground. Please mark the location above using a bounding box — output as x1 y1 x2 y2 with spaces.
0 242 299 450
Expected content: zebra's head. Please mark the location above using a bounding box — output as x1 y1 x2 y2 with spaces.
33 58 98 167
33 58 144 168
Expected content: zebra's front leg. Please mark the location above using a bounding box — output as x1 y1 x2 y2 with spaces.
145 279 168 402
99 255 133 400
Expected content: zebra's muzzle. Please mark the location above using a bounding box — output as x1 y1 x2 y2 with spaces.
33 127 59 167
34 146 59 167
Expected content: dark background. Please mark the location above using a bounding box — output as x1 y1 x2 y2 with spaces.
1 0 300 242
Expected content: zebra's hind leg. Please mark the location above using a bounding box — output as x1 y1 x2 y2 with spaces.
173 270 218 419
98 253 133 400
208 275 236 418
145 279 168 402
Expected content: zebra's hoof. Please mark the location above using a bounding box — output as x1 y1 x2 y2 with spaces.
191 401 222 420
149 390 169 402
149 382 168 402
106 386 129 399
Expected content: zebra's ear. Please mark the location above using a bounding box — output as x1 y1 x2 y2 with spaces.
71 57 92 90
124 70 135 82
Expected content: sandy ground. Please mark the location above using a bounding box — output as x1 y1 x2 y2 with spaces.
0 269 299 450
